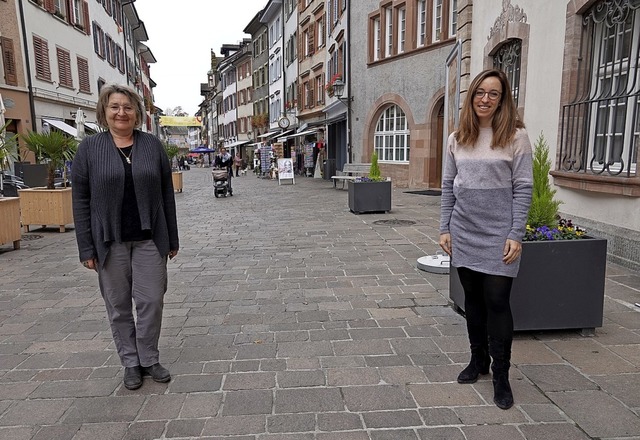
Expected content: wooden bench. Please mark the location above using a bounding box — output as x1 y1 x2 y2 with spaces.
331 163 371 189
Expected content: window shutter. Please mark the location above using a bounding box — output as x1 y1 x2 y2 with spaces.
297 30 303 60
308 23 315 55
77 56 90 93
33 36 51 81
1 37 18 86
44 0 54 12
83 1 90 35
297 84 302 111
57 47 72 87
65 0 73 24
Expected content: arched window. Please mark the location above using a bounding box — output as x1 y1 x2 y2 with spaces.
374 105 410 162
493 38 522 106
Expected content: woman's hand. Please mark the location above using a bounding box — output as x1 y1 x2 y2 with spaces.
439 233 452 257
503 239 522 264
168 250 178 260
81 259 97 271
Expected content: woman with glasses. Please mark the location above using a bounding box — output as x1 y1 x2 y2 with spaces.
72 84 179 390
439 69 533 409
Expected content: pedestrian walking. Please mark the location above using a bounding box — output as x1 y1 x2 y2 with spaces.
439 69 533 410
71 84 179 390
234 152 242 177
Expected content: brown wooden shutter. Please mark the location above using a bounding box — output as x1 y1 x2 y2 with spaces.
83 1 90 34
1 37 18 86
33 36 51 80
44 0 54 12
308 23 315 55
297 30 303 60
65 0 73 24
77 56 90 93
57 47 72 87
297 84 303 111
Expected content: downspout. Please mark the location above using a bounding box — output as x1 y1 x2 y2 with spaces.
17 0 37 132
346 0 352 163
281 3 286 120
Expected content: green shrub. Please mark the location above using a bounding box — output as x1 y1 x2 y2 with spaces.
369 152 383 182
527 133 561 229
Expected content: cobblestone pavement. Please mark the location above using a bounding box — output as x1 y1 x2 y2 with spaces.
1 167 639 440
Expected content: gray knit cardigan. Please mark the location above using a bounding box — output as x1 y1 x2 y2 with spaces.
72 130 179 266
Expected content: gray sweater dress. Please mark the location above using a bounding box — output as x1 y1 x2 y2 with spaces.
440 127 533 277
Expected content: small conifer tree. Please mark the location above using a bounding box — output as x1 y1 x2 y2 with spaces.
527 133 561 228
369 152 383 181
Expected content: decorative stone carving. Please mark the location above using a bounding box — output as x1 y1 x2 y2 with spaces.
488 0 528 40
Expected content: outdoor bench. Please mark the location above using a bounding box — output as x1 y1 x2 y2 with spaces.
331 163 371 189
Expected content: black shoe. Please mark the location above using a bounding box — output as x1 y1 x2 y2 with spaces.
142 363 171 383
123 366 142 390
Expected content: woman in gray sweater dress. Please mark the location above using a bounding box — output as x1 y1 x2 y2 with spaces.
439 69 533 409
72 85 179 390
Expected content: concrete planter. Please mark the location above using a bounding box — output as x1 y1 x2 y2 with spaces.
0 197 21 250
449 237 608 332
18 187 74 233
172 171 183 193
347 180 391 214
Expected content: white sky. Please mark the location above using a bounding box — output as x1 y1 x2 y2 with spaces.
134 0 267 115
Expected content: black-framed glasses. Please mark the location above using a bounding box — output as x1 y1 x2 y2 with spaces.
474 89 501 100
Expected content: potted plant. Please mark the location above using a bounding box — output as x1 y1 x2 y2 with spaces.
449 133 607 333
18 130 77 232
164 142 182 193
347 152 392 214
0 122 21 249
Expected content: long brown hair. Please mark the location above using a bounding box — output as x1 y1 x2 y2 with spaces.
455 69 524 148
96 84 145 129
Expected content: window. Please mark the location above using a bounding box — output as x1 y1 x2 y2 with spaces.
33 35 51 81
397 7 406 54
56 47 73 88
449 0 458 37
433 0 442 42
493 39 522 106
417 0 427 47
373 16 381 61
374 105 410 162
1 37 18 86
385 7 393 57
316 75 324 105
317 16 325 48
54 0 65 17
560 0 639 178
77 56 90 93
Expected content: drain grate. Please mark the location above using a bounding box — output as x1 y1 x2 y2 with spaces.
21 234 44 241
373 219 416 226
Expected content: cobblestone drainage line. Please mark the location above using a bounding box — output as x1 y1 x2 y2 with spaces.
372 219 417 226
20 234 44 241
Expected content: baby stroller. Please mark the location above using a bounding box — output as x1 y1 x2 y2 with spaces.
212 168 232 198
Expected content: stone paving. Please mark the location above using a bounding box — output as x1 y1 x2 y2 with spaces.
0 166 639 440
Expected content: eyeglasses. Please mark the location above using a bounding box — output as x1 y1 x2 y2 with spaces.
474 89 502 100
107 104 136 114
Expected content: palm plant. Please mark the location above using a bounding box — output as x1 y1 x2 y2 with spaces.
0 121 18 173
163 142 180 170
21 130 77 189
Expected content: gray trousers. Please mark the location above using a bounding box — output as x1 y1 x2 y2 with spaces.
98 240 167 368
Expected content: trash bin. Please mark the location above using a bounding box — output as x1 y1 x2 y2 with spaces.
323 159 336 180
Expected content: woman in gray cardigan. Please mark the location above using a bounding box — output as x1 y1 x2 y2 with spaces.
72 84 179 390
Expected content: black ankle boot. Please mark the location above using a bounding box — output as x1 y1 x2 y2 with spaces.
457 350 490 384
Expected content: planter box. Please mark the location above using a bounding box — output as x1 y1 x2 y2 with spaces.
18 187 73 233
172 171 183 193
348 180 392 214
0 197 21 250
449 238 607 332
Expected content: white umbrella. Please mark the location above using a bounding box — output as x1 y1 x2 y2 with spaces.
75 108 85 140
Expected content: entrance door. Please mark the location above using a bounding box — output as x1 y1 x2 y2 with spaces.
428 99 444 188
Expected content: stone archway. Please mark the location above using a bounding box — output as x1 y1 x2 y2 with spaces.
427 97 445 189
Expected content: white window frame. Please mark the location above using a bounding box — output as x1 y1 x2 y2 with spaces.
373 17 381 61
417 0 427 47
449 0 458 38
385 7 393 57
433 0 442 43
374 105 410 163
398 7 406 54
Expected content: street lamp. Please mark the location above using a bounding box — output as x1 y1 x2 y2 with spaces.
332 79 352 104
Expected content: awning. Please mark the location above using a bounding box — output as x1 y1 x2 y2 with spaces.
42 118 77 137
258 130 279 139
273 129 294 142
85 122 103 132
224 140 249 149
281 129 318 140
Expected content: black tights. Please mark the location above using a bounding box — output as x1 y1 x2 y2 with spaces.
457 267 514 342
